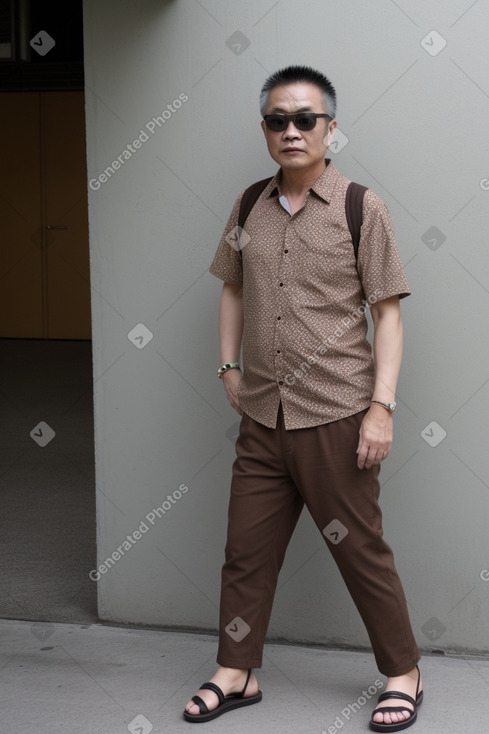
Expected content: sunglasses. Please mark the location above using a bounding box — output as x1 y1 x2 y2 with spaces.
263 112 331 132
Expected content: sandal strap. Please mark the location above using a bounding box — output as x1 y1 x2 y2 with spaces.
238 669 252 698
199 681 225 704
377 690 416 708
415 664 421 700
373 705 414 714
190 694 209 714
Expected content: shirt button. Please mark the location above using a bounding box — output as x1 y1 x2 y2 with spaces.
278 380 284 385
277 316 281 320
284 249 289 253
277 349 281 354
279 282 283 287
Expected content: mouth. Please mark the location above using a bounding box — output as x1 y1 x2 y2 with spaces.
282 148 304 154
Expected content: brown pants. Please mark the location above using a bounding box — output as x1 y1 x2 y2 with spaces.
217 406 420 677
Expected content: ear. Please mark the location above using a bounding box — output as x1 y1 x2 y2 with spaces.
323 119 337 149
260 119 267 138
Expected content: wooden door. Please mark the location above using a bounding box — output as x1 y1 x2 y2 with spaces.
0 91 91 339
43 92 91 338
0 93 43 337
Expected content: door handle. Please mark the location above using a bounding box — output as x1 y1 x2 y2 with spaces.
47 225 68 230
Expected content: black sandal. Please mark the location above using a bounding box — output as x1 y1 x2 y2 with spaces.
183 668 262 723
370 665 423 732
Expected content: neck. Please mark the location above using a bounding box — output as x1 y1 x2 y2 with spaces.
280 158 327 196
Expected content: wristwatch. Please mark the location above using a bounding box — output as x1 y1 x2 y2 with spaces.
371 400 396 412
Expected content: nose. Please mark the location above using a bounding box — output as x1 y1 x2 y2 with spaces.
283 121 301 139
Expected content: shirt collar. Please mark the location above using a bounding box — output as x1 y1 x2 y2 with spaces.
266 158 340 204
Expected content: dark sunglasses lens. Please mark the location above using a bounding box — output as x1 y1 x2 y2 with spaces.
265 113 320 131
295 114 316 130
266 115 287 131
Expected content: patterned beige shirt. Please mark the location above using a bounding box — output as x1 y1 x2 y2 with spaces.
210 160 410 430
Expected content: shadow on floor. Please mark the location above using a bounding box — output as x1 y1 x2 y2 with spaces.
0 338 97 623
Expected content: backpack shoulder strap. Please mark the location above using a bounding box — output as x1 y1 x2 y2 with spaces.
345 181 368 259
238 176 367 261
238 176 273 231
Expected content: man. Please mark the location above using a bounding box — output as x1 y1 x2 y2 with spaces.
184 66 423 731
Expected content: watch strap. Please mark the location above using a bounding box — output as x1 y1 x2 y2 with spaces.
371 399 396 412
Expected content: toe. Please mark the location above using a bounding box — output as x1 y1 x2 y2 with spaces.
184 689 219 717
373 708 413 725
185 701 199 715
373 710 391 724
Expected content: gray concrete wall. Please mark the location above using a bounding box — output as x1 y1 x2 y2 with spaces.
83 0 489 654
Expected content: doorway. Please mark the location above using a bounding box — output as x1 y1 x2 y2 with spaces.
0 90 91 338
0 0 97 623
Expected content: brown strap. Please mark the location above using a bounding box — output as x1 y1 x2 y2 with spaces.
237 176 273 231
345 181 367 259
237 176 367 260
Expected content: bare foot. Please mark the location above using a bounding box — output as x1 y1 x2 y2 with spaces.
185 667 258 717
372 667 422 726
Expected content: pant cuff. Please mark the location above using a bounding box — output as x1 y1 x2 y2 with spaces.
216 654 263 669
376 653 421 678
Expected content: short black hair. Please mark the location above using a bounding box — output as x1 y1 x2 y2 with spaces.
259 65 337 119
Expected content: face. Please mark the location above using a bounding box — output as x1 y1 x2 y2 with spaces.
261 82 337 171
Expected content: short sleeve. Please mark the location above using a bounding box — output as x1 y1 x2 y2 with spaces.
209 190 246 286
356 189 411 302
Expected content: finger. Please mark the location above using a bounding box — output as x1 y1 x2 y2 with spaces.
372 447 390 464
370 447 390 466
363 446 382 469
357 447 368 470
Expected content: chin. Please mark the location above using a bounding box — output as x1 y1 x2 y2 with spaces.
279 156 308 168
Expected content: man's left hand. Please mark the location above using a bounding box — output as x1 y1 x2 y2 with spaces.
356 404 393 470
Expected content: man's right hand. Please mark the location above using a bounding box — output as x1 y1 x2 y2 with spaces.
222 368 242 415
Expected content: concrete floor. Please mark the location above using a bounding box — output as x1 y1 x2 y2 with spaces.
1 619 487 734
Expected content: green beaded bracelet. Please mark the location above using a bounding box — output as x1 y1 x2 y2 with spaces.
217 362 240 379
